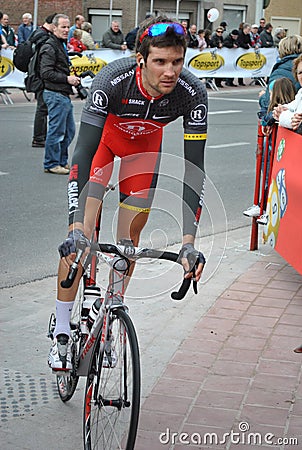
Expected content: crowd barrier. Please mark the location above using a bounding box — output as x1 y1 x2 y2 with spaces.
250 124 302 275
0 46 279 93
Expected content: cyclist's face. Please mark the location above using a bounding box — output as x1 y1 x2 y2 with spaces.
139 46 184 97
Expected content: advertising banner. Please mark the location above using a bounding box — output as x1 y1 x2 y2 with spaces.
1 46 279 90
264 127 302 274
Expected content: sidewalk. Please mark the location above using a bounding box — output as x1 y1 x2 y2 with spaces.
136 245 302 449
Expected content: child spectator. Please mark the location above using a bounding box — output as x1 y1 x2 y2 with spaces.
69 29 87 53
243 77 296 223
197 29 207 51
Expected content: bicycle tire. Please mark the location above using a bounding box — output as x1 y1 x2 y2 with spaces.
83 308 141 450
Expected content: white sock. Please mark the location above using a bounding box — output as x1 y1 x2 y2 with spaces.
54 299 74 338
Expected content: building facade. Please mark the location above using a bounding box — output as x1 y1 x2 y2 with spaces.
1 0 301 45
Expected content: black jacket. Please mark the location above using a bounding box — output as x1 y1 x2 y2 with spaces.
39 34 73 96
237 30 251 49
223 34 239 49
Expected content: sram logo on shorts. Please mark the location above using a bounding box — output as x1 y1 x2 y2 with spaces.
115 120 161 136
92 90 109 110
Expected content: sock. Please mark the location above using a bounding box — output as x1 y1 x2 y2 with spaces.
54 299 74 338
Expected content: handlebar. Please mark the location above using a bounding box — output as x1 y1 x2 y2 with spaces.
61 242 199 300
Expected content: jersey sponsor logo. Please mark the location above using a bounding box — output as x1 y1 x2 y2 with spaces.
68 180 79 212
177 77 197 96
122 98 145 105
115 120 161 136
152 114 171 120
159 98 169 107
92 90 109 110
110 69 135 86
190 104 207 123
90 167 104 182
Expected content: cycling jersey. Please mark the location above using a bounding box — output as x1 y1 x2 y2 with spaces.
69 56 208 236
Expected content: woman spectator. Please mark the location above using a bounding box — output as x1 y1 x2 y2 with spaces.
274 54 302 134
273 27 286 48
81 22 96 49
259 35 302 115
197 29 207 51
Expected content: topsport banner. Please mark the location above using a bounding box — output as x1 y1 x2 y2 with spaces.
1 46 279 90
264 126 302 275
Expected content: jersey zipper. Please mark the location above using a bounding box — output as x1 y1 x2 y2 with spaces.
144 97 154 120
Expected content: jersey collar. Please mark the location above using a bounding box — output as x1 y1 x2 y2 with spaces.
136 66 163 101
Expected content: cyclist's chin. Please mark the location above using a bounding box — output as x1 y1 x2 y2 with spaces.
159 82 177 94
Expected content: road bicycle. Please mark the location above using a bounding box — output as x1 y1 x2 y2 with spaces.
48 220 198 449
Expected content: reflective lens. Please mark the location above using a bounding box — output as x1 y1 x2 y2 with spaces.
139 22 185 43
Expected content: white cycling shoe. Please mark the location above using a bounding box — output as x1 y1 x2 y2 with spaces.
48 333 72 371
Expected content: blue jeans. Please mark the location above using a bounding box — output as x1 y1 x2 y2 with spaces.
43 90 75 169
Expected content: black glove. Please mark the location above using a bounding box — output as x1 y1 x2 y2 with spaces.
58 229 90 258
178 243 206 274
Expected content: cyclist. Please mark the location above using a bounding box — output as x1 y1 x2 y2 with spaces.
48 15 208 371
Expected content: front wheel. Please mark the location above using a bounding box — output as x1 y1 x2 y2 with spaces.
83 308 141 450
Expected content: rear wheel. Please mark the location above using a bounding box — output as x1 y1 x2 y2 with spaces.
83 308 140 449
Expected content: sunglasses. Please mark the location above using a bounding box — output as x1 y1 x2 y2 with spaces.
139 22 185 43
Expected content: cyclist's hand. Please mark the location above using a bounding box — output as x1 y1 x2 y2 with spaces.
58 229 90 263
178 243 206 282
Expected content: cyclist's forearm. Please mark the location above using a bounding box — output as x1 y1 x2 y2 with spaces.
182 139 206 237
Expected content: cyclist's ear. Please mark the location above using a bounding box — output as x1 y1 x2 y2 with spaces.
136 53 145 68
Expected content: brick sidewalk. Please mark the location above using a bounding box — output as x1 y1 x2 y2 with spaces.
136 252 302 450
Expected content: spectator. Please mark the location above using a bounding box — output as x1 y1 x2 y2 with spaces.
210 27 224 49
17 13 34 44
258 18 266 34
210 27 224 88
125 14 154 51
197 29 207 51
273 27 286 48
68 14 85 42
30 13 56 148
40 13 81 175
274 54 302 134
220 21 228 39
250 24 261 49
204 29 212 48
237 23 252 86
181 20 188 34
69 29 87 53
102 20 127 51
259 23 274 48
186 24 199 48
1 13 16 47
243 77 296 222
0 11 9 49
223 29 239 87
258 35 302 116
81 22 96 49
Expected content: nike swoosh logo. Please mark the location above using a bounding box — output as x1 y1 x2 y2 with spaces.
152 114 171 120
130 190 144 195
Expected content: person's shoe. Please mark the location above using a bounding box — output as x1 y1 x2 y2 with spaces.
243 204 261 217
225 82 237 87
44 166 69 175
256 214 268 225
294 344 302 353
32 140 45 148
48 333 72 371
239 82 245 86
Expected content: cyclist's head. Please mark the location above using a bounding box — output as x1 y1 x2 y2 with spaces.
135 15 187 62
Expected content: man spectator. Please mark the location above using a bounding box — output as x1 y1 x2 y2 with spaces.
17 13 34 43
223 29 239 87
40 14 81 175
273 27 286 48
81 22 96 49
210 27 224 87
0 11 9 48
237 23 252 86
220 21 228 39
30 13 56 148
259 23 274 48
102 20 127 51
68 14 85 42
186 24 199 48
125 14 154 51
181 20 188 34
258 18 266 34
1 13 16 47
250 24 261 48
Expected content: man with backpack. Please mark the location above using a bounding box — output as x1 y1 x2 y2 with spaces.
28 13 56 147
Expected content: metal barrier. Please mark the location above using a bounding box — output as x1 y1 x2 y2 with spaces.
249 122 278 250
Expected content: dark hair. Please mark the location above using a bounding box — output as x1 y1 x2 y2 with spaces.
45 13 57 24
268 77 296 112
135 15 187 60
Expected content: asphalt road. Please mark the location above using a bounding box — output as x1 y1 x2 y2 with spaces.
0 86 260 288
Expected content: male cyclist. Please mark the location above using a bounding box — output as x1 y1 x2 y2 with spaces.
48 15 208 371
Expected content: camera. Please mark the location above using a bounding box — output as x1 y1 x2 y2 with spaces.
76 83 88 100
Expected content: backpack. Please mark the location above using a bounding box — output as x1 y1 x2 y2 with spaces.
24 50 44 93
13 40 35 72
